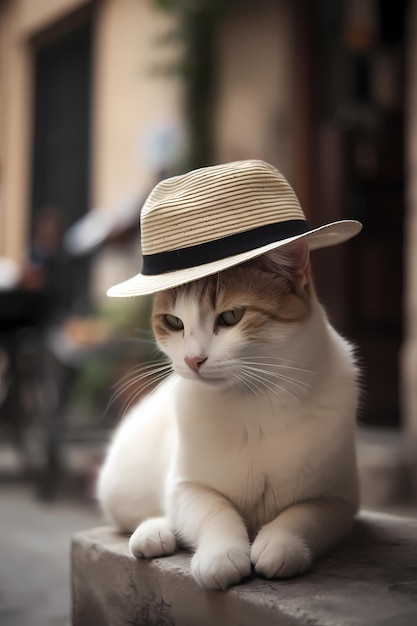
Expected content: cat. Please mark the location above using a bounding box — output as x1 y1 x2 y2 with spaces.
97 238 359 590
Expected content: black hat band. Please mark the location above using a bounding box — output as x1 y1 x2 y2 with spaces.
141 219 309 276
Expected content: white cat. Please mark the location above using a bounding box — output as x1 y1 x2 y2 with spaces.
97 239 359 590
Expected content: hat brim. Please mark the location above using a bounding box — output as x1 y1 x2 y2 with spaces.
107 220 362 297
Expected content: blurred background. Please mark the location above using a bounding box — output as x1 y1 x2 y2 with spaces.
0 0 416 624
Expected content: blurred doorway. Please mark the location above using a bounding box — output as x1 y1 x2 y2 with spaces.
30 15 93 315
306 0 408 427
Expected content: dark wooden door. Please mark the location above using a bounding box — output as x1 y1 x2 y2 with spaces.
31 21 92 225
307 0 408 427
30 19 93 316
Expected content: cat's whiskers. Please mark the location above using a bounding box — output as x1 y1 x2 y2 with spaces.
129 333 158 345
229 370 262 397
239 366 303 404
112 364 170 393
240 364 313 393
241 356 316 376
225 356 313 393
248 372 297 403
119 369 172 419
112 363 172 399
235 366 284 399
118 360 171 378
107 362 172 416
223 363 257 395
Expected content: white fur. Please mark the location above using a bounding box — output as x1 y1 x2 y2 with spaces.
97 291 359 590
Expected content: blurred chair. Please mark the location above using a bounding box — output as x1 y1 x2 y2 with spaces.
0 284 49 474
30 197 152 500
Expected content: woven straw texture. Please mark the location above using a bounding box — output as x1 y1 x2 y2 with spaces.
141 160 304 255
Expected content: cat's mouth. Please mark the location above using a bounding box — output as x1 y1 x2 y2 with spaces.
179 368 229 387
198 374 228 386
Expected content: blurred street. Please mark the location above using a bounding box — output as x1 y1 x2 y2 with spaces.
0 482 102 626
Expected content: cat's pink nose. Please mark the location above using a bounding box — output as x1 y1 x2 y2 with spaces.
184 355 207 373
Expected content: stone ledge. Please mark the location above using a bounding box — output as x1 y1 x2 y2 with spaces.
71 512 417 626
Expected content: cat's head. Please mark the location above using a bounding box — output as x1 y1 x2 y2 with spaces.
152 240 312 391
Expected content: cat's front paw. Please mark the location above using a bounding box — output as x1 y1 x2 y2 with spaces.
129 517 176 559
192 544 251 590
251 527 311 579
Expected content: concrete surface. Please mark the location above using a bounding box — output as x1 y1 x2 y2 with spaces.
72 512 417 626
0 484 101 626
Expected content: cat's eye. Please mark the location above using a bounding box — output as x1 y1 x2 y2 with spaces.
164 314 184 331
218 308 245 327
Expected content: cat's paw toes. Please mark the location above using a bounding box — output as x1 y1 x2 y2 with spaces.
192 546 251 590
251 528 312 579
129 517 176 559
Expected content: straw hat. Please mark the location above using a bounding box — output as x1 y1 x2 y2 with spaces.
108 160 362 297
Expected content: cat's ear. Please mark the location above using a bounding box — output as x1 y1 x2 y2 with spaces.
262 239 310 293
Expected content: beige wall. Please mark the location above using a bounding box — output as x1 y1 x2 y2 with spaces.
92 0 183 209
0 0 183 262
214 1 295 180
0 0 31 262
